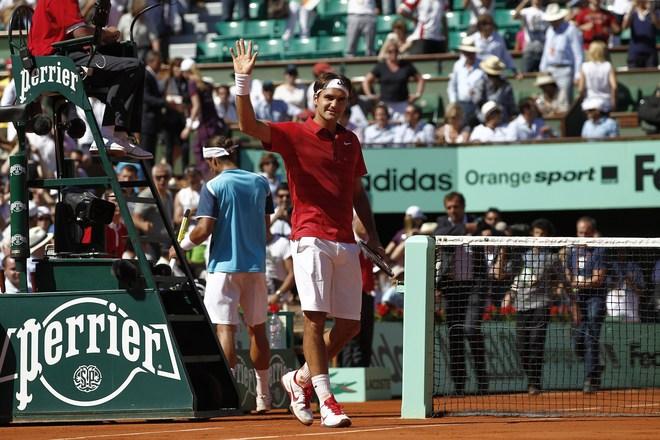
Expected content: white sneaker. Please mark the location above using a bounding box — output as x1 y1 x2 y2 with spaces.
281 370 314 426
255 394 272 414
320 395 351 428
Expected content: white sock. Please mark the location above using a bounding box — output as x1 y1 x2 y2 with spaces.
296 363 311 386
255 369 270 397
311 374 332 403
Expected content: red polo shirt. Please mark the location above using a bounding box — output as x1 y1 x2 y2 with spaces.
28 0 85 56
265 118 367 243
574 7 617 48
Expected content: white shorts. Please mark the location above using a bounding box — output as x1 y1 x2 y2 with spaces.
291 237 362 321
203 272 268 326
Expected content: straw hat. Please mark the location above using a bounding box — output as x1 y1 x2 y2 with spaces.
481 101 502 118
457 36 478 53
542 3 568 21
480 55 506 76
534 73 557 87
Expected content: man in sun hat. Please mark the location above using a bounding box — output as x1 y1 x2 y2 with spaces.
581 97 619 139
231 39 382 428
479 55 516 122
540 3 584 108
534 72 568 116
448 36 487 127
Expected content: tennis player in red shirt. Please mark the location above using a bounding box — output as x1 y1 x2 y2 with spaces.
231 39 384 428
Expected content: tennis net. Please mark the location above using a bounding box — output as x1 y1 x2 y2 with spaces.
401 235 660 417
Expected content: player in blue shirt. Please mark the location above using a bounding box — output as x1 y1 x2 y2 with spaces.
173 136 274 412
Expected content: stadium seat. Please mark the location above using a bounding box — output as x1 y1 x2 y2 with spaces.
417 94 439 122
376 14 401 34
254 38 284 60
284 37 318 59
248 1 267 19
215 21 245 41
448 30 467 51
452 0 464 10
316 35 347 57
244 19 282 39
317 0 348 17
446 11 466 31
312 16 347 36
197 41 225 63
494 9 518 30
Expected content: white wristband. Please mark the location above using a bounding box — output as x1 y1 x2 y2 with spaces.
234 73 252 96
180 235 196 251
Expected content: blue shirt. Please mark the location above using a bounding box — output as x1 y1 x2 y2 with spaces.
448 56 486 104
581 117 619 139
255 99 299 122
470 31 517 73
197 169 272 273
540 21 584 79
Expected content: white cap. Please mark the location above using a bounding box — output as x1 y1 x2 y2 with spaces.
405 205 426 220
581 97 602 111
180 58 196 72
481 100 502 118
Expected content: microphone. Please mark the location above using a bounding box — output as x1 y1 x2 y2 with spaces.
61 103 86 139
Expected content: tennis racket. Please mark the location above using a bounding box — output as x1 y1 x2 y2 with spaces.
170 208 192 269
358 240 394 278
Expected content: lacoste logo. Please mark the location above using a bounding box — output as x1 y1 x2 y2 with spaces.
0 297 181 410
329 372 356 395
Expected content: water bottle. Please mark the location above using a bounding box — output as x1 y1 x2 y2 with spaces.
268 313 284 349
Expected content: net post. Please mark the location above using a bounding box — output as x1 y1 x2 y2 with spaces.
401 235 435 418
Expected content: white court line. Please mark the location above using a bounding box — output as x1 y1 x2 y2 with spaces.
50 422 456 440
224 423 461 440
50 426 226 440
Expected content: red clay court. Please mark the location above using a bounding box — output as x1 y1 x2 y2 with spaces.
1 397 659 440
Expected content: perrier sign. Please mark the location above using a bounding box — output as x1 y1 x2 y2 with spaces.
0 291 194 422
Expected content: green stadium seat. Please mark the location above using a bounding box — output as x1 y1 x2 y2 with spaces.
445 11 466 31
376 14 402 34
215 21 245 41
284 37 318 59
452 0 464 10
244 19 281 39
312 16 347 36
448 30 467 51
619 28 631 44
494 9 518 30
317 0 348 17
417 94 439 122
316 35 347 57
248 1 267 19
254 39 284 60
196 41 225 63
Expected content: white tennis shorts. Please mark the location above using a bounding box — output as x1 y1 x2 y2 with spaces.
291 237 362 321
204 272 268 326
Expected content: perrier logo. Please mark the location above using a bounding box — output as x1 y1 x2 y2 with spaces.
0 297 181 410
18 61 80 104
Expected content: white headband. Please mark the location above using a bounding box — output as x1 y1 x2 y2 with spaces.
203 145 238 159
315 78 349 97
